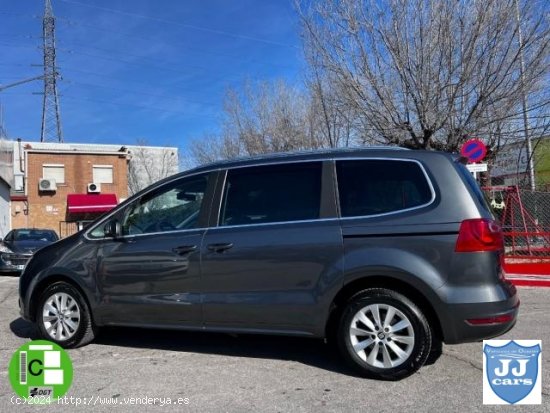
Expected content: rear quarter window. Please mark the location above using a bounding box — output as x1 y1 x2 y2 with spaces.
336 159 433 217
455 162 494 217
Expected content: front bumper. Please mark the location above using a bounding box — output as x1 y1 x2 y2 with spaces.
0 253 32 273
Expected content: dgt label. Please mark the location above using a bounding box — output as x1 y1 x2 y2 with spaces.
483 340 541 404
8 340 73 403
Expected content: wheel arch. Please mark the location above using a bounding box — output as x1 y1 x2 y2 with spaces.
29 274 95 324
325 275 443 342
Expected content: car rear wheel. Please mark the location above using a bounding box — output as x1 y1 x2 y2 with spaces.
36 282 96 348
338 288 432 380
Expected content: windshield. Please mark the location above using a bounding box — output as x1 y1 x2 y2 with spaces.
13 230 58 242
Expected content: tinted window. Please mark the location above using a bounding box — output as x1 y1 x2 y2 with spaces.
13 229 58 242
336 160 432 217
220 162 322 226
121 175 208 235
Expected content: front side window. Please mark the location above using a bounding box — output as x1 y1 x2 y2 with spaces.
120 174 208 236
336 160 433 217
219 162 322 226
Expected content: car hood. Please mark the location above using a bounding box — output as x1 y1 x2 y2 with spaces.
3 240 53 254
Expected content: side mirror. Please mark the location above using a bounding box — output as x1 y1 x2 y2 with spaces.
103 219 121 238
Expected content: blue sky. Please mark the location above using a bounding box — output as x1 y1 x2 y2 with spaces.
0 0 303 153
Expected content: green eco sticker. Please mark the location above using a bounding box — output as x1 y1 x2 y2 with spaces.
8 340 73 403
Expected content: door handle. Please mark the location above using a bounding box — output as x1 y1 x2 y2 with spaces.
172 245 197 255
207 242 234 253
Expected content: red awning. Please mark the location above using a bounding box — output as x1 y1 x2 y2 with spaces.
67 194 118 213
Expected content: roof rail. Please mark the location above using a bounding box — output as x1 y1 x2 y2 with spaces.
201 145 409 166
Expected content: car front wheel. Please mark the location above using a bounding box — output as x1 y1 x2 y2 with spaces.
36 282 96 348
338 288 432 380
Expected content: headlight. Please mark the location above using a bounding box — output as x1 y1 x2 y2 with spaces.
0 244 13 253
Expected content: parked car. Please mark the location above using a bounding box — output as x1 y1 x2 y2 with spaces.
0 228 59 273
19 148 518 380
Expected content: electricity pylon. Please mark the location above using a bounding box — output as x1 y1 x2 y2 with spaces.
40 0 63 142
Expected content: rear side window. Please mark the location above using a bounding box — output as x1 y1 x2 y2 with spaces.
336 160 433 217
220 162 322 226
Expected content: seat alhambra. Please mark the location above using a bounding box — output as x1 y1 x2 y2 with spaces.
19 148 518 380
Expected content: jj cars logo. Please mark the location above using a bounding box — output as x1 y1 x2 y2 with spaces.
483 340 541 404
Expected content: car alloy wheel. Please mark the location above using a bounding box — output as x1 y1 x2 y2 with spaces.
349 303 415 368
42 292 81 341
37 282 97 348
338 288 432 380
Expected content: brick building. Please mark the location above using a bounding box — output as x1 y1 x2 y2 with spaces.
12 143 129 236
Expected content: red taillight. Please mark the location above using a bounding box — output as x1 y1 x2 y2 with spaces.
465 314 514 325
455 218 504 252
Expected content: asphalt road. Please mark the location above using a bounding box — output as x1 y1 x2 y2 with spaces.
0 275 548 412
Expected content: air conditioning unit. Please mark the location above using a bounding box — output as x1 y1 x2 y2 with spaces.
39 178 57 192
87 182 101 193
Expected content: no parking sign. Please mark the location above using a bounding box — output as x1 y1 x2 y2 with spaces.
461 139 487 163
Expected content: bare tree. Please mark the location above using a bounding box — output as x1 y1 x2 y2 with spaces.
297 0 550 152
307 59 361 149
188 77 362 165
128 139 179 195
188 133 242 165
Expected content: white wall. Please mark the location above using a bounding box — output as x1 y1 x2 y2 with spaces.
0 179 10 237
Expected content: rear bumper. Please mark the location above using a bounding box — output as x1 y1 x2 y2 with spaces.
440 281 519 344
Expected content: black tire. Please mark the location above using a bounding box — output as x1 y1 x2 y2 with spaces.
36 282 96 348
337 288 432 380
425 335 443 366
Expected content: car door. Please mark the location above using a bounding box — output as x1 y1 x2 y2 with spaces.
200 161 343 335
91 172 217 326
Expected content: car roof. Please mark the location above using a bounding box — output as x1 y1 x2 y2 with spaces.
128 147 455 200
184 147 453 176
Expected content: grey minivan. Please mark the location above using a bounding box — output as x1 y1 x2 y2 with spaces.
19 148 519 380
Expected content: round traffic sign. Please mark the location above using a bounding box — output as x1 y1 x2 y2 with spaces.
460 138 487 163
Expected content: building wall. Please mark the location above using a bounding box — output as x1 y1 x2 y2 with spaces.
0 138 13 186
491 136 550 189
11 200 28 229
534 139 550 190
0 139 13 237
12 141 179 195
0 179 10 238
13 151 128 234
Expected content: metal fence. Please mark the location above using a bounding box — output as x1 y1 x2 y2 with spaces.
59 220 96 238
483 186 550 260
59 221 78 238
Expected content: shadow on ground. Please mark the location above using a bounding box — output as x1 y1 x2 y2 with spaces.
10 317 40 340
10 317 360 377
